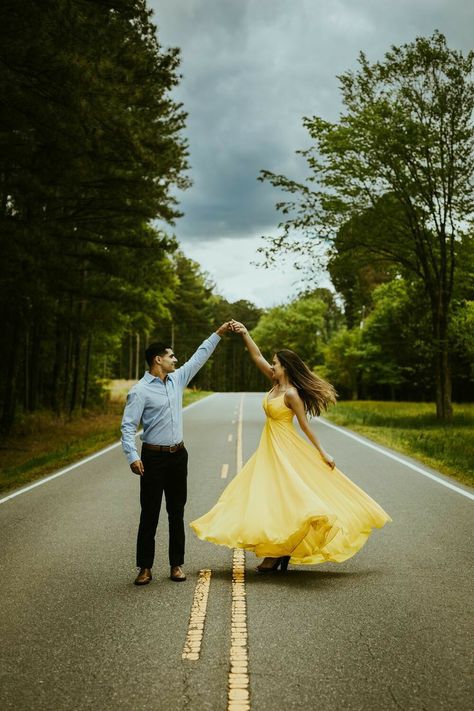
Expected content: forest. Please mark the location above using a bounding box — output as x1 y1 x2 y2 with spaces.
1 2 473 436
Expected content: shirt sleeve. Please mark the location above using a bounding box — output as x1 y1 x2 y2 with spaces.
175 332 221 388
121 389 145 465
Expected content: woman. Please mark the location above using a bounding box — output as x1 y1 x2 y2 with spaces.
190 321 391 572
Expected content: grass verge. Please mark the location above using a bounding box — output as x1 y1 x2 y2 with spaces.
0 389 212 496
324 401 473 488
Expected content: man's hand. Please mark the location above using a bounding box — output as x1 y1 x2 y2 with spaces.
216 321 232 337
130 460 144 476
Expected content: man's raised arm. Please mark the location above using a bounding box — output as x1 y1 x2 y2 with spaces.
176 322 230 388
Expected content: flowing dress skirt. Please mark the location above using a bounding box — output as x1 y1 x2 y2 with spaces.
191 395 391 564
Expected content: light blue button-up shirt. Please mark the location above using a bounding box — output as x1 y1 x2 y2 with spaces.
120 333 221 464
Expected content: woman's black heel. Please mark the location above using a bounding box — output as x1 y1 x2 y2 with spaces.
256 556 291 573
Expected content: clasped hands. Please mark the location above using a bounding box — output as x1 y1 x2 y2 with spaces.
217 320 247 336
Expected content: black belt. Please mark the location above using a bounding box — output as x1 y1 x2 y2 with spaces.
142 441 185 453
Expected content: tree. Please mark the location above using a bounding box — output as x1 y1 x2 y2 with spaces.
260 32 474 420
327 211 399 328
0 1 190 430
451 302 474 380
205 297 267 392
251 291 343 368
322 328 363 400
159 251 215 361
359 279 434 400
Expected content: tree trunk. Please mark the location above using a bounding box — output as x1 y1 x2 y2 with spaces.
1 327 22 434
24 328 30 412
432 301 453 421
135 332 140 380
435 338 453 421
29 321 41 412
82 334 92 410
62 324 73 413
70 296 88 415
69 331 82 414
51 311 63 415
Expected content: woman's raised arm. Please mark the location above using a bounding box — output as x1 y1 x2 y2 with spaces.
230 321 273 380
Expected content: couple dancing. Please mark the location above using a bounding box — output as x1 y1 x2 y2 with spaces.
121 321 391 585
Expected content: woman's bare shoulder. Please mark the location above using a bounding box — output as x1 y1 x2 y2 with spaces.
284 386 301 402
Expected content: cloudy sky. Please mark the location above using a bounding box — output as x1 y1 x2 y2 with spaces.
149 0 472 308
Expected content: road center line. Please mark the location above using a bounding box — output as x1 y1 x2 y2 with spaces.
227 394 250 711
318 417 474 501
181 569 212 661
228 549 250 709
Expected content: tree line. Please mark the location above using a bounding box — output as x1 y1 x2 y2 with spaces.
259 32 474 420
0 0 191 432
0 1 268 434
113 251 268 393
1 8 472 434
250 283 473 405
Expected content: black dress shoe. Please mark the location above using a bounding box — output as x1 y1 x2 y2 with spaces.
134 568 152 585
170 565 186 581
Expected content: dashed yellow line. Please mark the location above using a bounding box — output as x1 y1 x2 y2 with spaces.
182 394 250 709
228 549 250 709
181 569 212 661
227 394 250 710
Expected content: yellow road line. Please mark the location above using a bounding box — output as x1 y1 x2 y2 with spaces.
221 463 229 479
181 569 212 661
228 433 233 443
227 394 250 710
228 549 250 709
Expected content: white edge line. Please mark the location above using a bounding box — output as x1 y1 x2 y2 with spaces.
0 392 219 505
318 416 474 501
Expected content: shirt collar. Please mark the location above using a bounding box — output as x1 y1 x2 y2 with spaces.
143 370 168 384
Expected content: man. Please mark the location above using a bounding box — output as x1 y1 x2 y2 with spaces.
121 323 230 586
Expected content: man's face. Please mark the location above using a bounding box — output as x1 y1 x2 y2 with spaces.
156 348 178 373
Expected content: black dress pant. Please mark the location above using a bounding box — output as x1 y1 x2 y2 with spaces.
136 446 188 569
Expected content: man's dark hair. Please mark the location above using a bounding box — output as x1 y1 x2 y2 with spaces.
145 342 171 367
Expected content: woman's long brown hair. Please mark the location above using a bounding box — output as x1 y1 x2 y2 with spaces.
276 349 337 417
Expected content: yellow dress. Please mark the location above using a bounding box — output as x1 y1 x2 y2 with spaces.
190 393 392 564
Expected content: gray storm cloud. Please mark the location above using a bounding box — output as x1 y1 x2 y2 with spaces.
149 0 473 304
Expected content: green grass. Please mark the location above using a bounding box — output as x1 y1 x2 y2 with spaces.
324 401 474 487
0 389 212 495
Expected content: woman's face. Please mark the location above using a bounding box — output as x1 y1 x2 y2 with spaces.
271 355 285 381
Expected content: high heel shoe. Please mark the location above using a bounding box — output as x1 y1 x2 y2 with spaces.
256 556 291 573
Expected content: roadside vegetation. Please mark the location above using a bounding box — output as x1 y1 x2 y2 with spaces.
0 389 211 496
324 402 474 487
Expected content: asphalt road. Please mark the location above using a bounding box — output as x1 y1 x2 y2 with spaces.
0 393 472 711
